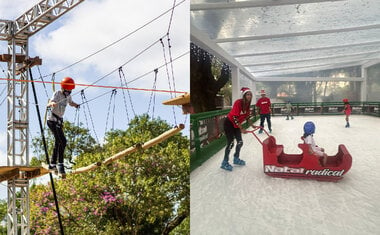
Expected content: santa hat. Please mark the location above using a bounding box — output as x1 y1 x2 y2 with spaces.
260 89 266 95
241 87 251 97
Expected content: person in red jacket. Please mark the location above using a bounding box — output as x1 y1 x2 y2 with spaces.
221 87 256 171
256 89 272 133
343 98 351 128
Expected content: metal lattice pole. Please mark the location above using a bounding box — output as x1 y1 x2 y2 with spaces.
0 1 85 233
6 23 30 235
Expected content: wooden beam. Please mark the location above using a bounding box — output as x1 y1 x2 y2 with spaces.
162 93 190 105
71 124 185 174
0 168 19 182
0 54 26 63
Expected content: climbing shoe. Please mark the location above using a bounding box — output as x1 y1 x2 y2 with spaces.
58 163 66 178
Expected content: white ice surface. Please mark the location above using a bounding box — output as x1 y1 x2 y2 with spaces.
190 115 380 235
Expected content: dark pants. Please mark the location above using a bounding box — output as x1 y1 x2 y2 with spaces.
47 120 66 164
260 114 272 130
223 118 243 162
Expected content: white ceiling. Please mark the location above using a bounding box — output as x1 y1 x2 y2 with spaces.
190 0 380 79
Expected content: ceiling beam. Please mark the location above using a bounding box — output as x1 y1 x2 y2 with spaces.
191 0 346 11
251 60 367 74
254 76 364 82
250 54 380 73
191 23 256 81
361 59 380 68
214 24 380 43
242 50 380 67
233 40 380 58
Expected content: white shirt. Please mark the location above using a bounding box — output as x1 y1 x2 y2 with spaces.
47 90 73 122
304 135 324 156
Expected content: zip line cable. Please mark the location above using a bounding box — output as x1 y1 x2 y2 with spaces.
29 68 65 235
73 35 167 95
0 77 186 94
127 50 188 85
0 49 188 110
40 0 187 79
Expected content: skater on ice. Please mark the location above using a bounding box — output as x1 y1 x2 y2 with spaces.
221 87 256 171
256 89 272 133
343 98 351 128
285 100 294 120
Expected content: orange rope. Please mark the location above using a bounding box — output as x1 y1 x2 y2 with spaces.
0 77 187 94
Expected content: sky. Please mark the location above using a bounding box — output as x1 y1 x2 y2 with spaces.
0 0 190 199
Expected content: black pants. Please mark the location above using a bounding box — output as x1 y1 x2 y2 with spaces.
47 120 66 164
223 118 243 162
260 114 272 130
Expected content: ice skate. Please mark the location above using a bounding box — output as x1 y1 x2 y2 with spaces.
233 157 246 165
220 161 233 171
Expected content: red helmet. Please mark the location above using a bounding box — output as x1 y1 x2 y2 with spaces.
61 77 75 90
342 98 349 103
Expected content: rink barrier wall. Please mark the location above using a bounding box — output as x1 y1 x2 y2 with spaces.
271 101 380 117
190 101 380 172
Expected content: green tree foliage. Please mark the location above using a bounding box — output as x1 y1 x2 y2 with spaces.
29 115 189 234
191 43 230 113
0 199 6 233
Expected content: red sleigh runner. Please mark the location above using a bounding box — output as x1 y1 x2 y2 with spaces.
248 127 352 182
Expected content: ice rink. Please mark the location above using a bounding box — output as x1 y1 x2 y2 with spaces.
190 115 380 235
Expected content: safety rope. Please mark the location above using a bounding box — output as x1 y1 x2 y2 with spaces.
166 35 177 93
118 69 131 124
160 38 177 125
51 73 56 92
167 0 177 34
28 68 65 235
80 90 99 143
119 67 136 117
147 69 158 119
105 89 117 135
36 66 50 99
73 105 81 127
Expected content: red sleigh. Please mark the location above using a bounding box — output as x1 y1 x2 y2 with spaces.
248 127 352 182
